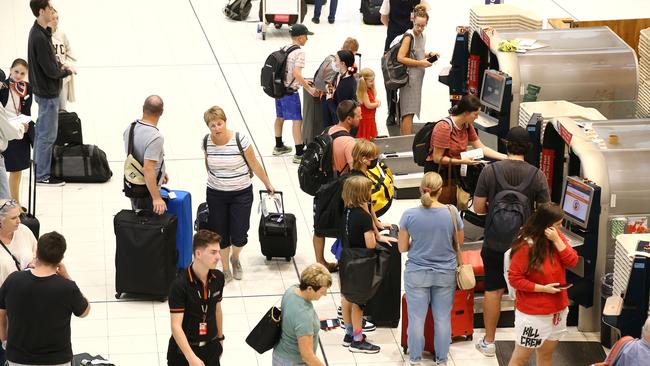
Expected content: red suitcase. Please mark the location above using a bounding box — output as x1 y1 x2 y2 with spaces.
461 249 484 292
400 290 474 354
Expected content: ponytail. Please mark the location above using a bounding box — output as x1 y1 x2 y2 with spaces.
419 172 443 208
450 94 481 116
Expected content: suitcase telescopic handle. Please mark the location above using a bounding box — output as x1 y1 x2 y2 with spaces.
259 190 288 231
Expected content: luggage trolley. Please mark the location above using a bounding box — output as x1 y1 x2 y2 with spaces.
259 0 306 40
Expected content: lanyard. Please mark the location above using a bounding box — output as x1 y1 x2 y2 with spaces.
195 284 210 322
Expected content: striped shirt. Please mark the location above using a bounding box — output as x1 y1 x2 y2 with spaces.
203 132 252 191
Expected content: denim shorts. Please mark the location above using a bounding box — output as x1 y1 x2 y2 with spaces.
275 92 303 121
272 351 306 366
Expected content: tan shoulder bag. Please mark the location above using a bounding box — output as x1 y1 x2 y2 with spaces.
448 205 475 290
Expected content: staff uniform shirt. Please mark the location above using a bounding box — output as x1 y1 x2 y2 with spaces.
168 266 225 344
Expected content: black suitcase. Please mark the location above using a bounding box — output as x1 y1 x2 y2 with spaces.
258 191 297 261
194 202 209 231
56 111 83 146
365 243 401 327
361 0 382 25
51 144 113 183
114 210 178 300
20 161 39 238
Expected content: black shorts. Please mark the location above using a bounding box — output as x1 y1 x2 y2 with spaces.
481 246 507 291
206 185 253 249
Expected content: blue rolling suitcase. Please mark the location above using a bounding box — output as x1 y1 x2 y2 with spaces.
160 188 193 269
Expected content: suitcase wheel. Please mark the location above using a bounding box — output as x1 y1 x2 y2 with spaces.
274 23 282 29
266 256 272 261
467 334 473 341
115 292 121 300
285 257 291 262
402 346 408 354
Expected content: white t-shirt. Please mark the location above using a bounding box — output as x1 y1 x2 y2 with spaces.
0 224 37 285
380 0 430 15
203 132 253 192
283 45 305 90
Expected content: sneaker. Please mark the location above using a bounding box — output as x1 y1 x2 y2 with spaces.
407 360 422 366
339 319 376 332
311 17 320 24
36 178 65 187
223 269 233 283
292 155 302 164
475 337 496 357
436 362 448 366
349 339 380 354
272 145 292 156
231 259 243 280
342 333 366 347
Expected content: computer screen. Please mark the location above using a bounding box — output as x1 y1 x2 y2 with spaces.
480 69 507 112
561 176 595 228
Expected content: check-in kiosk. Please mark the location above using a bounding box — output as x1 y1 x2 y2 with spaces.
539 117 650 333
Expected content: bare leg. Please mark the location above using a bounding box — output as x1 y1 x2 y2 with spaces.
8 171 22 205
292 120 303 146
535 339 559 366
221 246 231 272
230 245 243 262
274 118 284 138
351 303 364 331
483 288 505 342
508 344 535 366
400 114 414 135
313 234 337 271
341 296 352 326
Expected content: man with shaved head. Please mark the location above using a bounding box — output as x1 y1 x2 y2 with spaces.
122 95 168 214
611 317 650 366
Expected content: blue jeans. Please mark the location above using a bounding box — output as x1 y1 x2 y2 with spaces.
314 0 338 21
34 95 60 181
404 268 456 363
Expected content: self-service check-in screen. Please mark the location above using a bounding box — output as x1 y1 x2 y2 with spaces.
562 177 594 227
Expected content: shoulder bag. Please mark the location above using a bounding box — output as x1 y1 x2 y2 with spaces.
448 205 475 290
438 157 470 210
246 304 282 354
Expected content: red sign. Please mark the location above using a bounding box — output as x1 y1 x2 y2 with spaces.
480 28 491 48
468 55 480 95
540 148 555 196
273 14 290 22
559 123 573 145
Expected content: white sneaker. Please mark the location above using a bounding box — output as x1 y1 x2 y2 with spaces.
475 337 496 357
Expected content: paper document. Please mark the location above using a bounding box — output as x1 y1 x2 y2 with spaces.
8 114 31 126
459 149 484 176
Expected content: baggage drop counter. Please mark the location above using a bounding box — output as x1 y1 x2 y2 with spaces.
539 117 650 333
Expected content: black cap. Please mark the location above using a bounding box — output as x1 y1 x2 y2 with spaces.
505 126 530 144
290 24 314 37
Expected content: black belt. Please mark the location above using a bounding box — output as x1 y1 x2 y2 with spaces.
189 336 218 347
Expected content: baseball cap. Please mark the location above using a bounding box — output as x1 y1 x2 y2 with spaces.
290 24 314 37
505 126 530 144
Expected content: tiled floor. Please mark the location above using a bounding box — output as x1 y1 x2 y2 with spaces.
0 0 635 365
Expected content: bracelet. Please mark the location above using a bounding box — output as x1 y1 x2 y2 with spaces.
216 335 225 341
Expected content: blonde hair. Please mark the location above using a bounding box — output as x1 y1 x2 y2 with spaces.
204 106 227 126
342 175 372 208
413 4 429 21
420 172 443 207
299 263 332 291
356 68 377 104
352 138 380 171
342 37 359 54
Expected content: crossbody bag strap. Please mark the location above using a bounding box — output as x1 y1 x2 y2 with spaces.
0 240 21 271
447 205 462 266
235 132 253 178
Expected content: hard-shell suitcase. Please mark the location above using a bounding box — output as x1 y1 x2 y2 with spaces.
56 111 83 146
461 249 484 292
114 210 177 300
50 144 113 183
160 188 193 269
400 290 474 355
259 191 297 261
20 161 39 238
365 243 401 327
302 87 325 145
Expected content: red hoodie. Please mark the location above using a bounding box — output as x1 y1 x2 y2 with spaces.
508 233 579 315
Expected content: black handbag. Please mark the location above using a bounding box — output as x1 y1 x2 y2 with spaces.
246 306 282 354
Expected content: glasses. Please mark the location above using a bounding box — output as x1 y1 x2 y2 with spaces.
0 200 17 212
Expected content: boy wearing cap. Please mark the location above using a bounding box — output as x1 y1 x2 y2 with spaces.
273 24 318 164
472 126 550 357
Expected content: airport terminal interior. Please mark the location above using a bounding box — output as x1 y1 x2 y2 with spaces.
1 0 650 365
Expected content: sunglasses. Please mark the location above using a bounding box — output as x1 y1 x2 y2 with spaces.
0 200 17 212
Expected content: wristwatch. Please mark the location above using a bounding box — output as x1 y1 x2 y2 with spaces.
216 335 225 341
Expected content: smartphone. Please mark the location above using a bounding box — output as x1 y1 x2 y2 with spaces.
427 54 439 63
555 283 573 290
320 318 340 330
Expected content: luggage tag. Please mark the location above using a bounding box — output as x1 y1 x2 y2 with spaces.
258 194 282 218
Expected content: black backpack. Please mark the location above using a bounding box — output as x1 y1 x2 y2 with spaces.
298 129 350 196
484 163 538 252
381 32 413 90
223 0 253 21
261 45 300 98
412 117 453 166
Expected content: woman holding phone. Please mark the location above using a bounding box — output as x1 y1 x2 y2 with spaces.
507 203 578 366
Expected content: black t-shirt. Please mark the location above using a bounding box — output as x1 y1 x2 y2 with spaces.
0 270 88 364
168 267 225 344
343 207 374 249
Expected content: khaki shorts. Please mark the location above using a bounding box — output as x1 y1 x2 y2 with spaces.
514 307 569 348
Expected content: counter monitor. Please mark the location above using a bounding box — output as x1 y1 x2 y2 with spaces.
480 69 507 112
561 176 596 229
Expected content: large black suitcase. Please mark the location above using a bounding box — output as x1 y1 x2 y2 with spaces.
56 111 83 146
258 191 297 261
51 144 113 183
20 161 39 238
364 243 401 327
114 210 178 300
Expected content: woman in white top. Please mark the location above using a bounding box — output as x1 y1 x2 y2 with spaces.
202 106 275 283
0 199 37 286
50 8 75 111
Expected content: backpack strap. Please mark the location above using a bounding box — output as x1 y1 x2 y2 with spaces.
283 45 301 88
203 134 209 152
128 121 163 183
235 132 253 178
